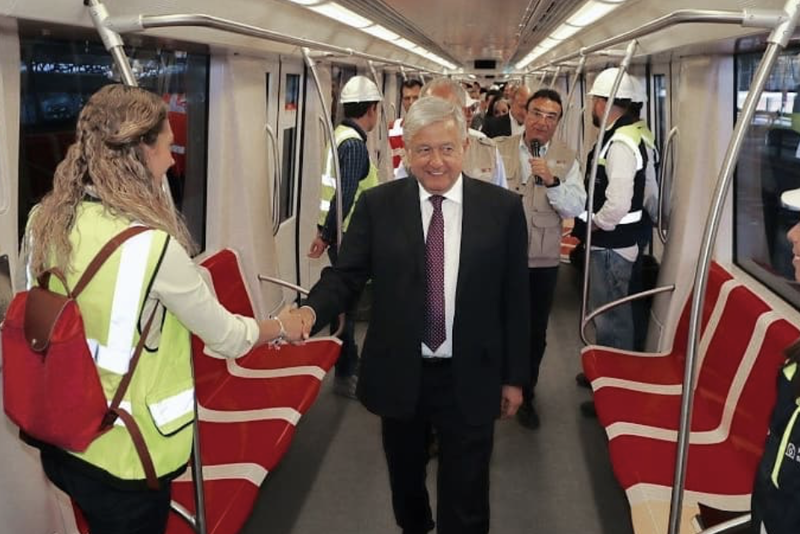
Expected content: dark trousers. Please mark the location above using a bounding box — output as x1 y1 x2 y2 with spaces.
328 244 359 377
381 363 495 534
41 453 171 534
526 266 559 402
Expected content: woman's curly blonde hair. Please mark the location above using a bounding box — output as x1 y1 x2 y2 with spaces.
27 84 196 278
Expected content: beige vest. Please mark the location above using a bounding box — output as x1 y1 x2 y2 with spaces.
496 134 577 267
463 130 497 183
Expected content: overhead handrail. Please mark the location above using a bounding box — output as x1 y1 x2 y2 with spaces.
89 3 443 75
696 514 751 534
264 124 282 236
399 66 408 81
258 274 345 337
536 70 547 90
303 48 343 247
534 9 787 70
657 126 679 244
667 3 800 534
579 39 638 346
367 60 390 170
547 65 562 88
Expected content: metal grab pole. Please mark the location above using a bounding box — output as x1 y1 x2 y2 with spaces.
666 3 800 533
536 70 547 90
367 60 390 170
579 39 638 346
657 127 679 244
548 65 562 88
557 56 586 142
84 0 137 86
303 48 343 247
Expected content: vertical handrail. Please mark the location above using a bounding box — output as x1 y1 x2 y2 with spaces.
84 0 137 86
657 126 679 244
548 65 563 88
558 56 586 143
264 124 282 235
579 39 638 346
389 102 397 123
85 3 206 532
367 60 389 169
666 3 800 533
303 47 343 246
537 70 547 90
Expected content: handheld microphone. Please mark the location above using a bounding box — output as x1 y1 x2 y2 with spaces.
530 140 542 185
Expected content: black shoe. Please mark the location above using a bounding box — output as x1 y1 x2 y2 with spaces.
575 372 591 389
580 400 597 418
516 402 540 430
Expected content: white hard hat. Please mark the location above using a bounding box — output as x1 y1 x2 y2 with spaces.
588 68 637 100
340 75 382 104
631 77 648 104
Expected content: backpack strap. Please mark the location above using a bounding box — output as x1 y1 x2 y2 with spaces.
72 226 151 299
101 302 160 489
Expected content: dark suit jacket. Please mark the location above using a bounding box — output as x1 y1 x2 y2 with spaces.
481 114 512 138
306 176 531 425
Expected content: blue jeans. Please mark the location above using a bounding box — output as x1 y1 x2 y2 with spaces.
589 249 635 350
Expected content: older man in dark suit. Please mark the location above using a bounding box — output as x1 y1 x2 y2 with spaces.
292 97 530 534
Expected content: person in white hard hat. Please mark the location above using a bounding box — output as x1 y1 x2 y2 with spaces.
308 74 382 398
395 77 508 189
573 67 653 371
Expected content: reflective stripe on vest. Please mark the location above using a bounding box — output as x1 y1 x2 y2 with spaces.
317 124 380 232
771 362 800 487
598 124 646 171
88 226 154 376
578 210 643 225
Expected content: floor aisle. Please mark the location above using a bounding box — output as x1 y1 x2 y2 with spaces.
242 266 634 534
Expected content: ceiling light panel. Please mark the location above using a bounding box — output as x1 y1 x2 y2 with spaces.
567 1 619 27
309 3 372 28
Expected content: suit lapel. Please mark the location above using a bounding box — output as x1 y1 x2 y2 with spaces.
399 177 426 277
455 176 479 311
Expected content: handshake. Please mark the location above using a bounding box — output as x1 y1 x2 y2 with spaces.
268 305 316 345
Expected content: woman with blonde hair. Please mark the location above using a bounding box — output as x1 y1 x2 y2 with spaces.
23 84 305 534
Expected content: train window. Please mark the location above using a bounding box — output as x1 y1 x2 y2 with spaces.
18 37 210 251
734 48 800 307
280 73 301 223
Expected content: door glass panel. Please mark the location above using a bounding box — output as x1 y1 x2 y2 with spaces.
280 73 300 223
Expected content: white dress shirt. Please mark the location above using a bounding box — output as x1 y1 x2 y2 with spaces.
516 137 585 218
419 176 463 358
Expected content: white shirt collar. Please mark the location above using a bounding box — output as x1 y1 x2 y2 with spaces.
418 174 464 205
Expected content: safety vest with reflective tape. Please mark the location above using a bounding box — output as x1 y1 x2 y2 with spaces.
54 202 194 481
575 115 648 249
317 124 380 233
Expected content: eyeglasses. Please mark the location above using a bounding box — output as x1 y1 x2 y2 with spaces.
410 144 458 159
528 108 559 125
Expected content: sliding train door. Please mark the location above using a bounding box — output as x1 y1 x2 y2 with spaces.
272 58 305 295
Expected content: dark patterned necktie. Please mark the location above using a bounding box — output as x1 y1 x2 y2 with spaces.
424 195 446 352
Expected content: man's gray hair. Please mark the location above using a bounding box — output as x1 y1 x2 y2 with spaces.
420 77 468 107
402 96 467 146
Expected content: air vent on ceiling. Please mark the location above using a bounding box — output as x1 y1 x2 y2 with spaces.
474 59 497 70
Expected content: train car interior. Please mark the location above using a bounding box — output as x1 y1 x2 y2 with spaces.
1 0 800 533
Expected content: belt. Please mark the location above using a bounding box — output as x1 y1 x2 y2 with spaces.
421 357 452 367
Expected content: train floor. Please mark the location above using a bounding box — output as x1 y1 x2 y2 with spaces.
241 265 634 534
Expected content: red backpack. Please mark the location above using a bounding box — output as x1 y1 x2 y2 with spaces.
2 226 159 488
